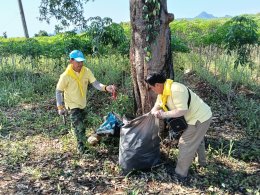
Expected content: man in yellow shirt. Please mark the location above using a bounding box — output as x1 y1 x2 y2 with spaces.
145 73 212 181
56 50 116 154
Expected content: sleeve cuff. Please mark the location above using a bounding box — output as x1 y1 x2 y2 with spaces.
57 105 65 110
103 85 107 92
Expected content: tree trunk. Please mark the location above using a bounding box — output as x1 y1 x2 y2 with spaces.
18 0 29 38
130 0 174 115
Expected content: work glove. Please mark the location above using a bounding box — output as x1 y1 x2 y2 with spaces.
87 134 101 146
106 85 117 100
106 85 116 93
57 106 67 116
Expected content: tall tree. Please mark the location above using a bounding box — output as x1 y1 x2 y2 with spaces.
130 0 174 115
39 0 174 115
17 0 29 38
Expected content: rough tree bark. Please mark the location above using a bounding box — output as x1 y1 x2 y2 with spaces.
130 0 174 115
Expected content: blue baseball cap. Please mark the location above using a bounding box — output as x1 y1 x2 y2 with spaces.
69 50 86 62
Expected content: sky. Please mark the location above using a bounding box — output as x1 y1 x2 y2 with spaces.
1 0 260 38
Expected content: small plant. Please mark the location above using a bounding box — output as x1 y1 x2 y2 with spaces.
128 189 140 195
227 140 235 158
0 141 33 168
22 166 42 180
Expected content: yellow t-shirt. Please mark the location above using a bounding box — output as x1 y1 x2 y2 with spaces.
155 82 212 125
56 66 96 109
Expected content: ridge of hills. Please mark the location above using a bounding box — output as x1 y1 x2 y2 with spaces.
177 11 232 20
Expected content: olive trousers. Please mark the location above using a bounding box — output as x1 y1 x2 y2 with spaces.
70 108 88 154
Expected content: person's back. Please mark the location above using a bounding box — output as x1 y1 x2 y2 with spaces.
168 82 211 125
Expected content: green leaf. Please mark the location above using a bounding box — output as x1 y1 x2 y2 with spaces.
157 2 160 10
145 56 150 62
142 5 148 12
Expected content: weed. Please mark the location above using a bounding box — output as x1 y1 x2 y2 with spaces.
234 95 260 136
21 166 42 180
227 140 235 158
128 188 140 195
0 140 33 168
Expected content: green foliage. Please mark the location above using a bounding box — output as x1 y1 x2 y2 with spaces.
37 0 130 57
104 93 135 116
143 0 161 61
0 22 129 62
84 16 113 52
39 0 91 30
171 34 190 53
82 17 129 56
1 32 7 38
223 16 259 68
121 22 131 38
0 88 22 107
0 141 32 168
234 95 260 137
34 30 49 37
0 33 92 66
83 55 134 120
170 15 260 69
170 19 227 47
0 68 57 107
174 50 259 137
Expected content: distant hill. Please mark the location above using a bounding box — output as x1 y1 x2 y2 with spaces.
177 11 232 20
224 15 232 18
195 11 217 19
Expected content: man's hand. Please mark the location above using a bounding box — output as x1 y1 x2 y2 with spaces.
152 110 165 119
106 85 116 93
106 85 117 100
57 105 67 116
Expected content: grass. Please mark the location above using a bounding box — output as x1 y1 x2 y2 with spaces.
0 138 34 177
175 51 260 134
0 54 259 194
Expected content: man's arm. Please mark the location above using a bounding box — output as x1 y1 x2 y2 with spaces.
91 80 107 91
91 80 115 93
151 94 188 118
56 90 64 107
159 109 188 118
56 90 66 115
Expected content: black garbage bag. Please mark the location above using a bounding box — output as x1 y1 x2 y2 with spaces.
119 113 161 175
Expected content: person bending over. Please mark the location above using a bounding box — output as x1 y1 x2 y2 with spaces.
145 73 212 179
